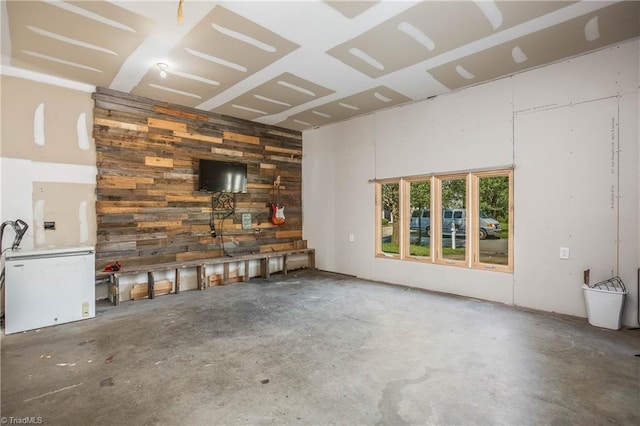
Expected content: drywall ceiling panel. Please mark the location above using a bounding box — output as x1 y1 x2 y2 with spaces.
3 1 637 132
7 0 154 87
324 1 379 19
495 0 578 28
132 5 299 107
428 1 640 90
128 65 218 107
279 86 411 131
326 1 573 79
213 73 336 121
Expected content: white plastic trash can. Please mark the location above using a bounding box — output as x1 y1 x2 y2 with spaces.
582 279 627 330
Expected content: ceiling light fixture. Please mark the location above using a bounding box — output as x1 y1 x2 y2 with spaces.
157 62 169 78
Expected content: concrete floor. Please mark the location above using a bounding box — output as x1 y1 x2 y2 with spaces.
1 270 639 425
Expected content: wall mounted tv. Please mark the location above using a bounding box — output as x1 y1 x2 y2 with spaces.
198 159 247 193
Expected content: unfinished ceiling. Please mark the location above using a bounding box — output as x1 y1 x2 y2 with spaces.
2 1 639 131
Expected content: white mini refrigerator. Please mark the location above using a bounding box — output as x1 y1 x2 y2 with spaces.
4 246 95 335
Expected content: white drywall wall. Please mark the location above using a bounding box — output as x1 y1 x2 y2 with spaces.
302 126 338 272
303 116 377 278
514 98 618 318
1 158 35 251
374 77 514 179
618 92 640 326
330 118 377 277
0 159 96 251
512 41 639 325
303 40 639 325
512 44 638 113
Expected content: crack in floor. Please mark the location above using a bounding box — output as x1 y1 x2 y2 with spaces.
377 367 433 425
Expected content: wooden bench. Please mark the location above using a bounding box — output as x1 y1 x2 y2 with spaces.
96 248 315 306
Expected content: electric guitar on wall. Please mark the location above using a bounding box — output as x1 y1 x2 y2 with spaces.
271 176 285 226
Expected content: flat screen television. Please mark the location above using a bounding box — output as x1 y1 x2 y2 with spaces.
198 159 247 193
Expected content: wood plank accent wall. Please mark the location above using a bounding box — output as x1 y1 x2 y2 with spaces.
93 87 303 270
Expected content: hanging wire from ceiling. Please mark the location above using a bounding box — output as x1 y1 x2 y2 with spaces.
177 0 184 24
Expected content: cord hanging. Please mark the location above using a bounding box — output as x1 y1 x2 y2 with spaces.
177 0 184 24
210 192 235 256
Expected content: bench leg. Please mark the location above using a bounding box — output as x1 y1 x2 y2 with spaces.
197 265 206 290
243 260 250 282
260 258 267 278
148 271 155 299
309 250 316 270
283 254 288 275
111 274 120 306
223 263 229 285
175 268 180 294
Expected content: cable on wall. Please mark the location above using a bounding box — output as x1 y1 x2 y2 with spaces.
210 192 235 257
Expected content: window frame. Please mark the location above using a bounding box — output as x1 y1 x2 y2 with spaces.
375 179 402 259
374 167 513 273
471 170 514 273
434 173 470 268
403 176 434 263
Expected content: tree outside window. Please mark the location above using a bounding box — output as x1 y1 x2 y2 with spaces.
380 182 400 255
439 177 467 263
408 180 431 258
475 172 512 269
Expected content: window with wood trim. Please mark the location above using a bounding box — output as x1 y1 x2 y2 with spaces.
376 180 401 257
472 170 513 272
374 168 513 273
435 175 469 266
405 178 432 260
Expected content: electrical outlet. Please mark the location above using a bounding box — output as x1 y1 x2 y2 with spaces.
559 247 570 260
44 221 55 230
349 234 355 242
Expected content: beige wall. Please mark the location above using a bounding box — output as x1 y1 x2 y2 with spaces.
1 76 95 165
1 75 96 252
32 182 96 248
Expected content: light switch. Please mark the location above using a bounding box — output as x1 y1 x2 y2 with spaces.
559 247 570 260
349 234 355 242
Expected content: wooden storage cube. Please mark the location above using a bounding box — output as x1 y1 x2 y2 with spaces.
130 279 173 300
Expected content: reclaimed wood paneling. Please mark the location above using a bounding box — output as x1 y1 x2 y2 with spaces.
147 117 187 132
153 106 209 122
223 131 260 145
94 87 303 270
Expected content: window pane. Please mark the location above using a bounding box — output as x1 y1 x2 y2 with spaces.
478 175 510 265
440 178 466 261
408 180 431 258
380 182 400 255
